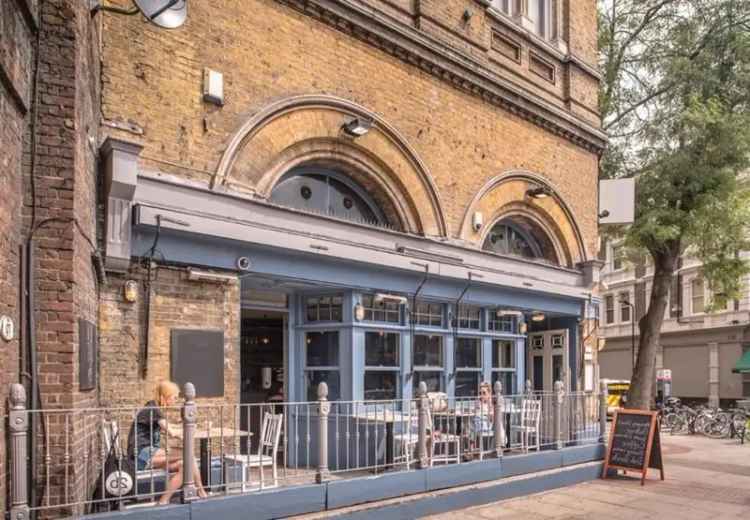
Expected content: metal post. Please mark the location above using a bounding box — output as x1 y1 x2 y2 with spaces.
493 381 505 458
416 381 429 469
181 382 198 503
599 380 609 444
315 382 330 483
9 384 29 520
553 380 565 450
525 379 533 397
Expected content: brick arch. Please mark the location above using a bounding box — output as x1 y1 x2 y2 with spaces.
212 94 447 237
459 171 587 267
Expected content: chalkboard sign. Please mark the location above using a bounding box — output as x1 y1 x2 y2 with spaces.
602 409 664 485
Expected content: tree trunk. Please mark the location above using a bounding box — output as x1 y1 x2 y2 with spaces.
626 243 680 410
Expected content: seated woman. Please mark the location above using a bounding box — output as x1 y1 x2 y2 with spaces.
127 380 208 504
469 382 495 456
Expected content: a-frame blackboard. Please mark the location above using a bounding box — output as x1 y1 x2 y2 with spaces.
602 409 664 485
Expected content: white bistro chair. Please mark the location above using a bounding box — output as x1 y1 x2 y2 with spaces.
226 412 283 491
510 398 541 453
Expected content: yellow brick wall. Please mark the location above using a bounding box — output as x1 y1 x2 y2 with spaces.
100 0 600 258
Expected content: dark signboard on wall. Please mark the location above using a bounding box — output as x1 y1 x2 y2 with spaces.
171 329 224 398
79 319 98 391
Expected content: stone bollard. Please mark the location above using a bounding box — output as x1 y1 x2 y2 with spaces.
316 382 330 483
181 382 198 503
553 381 565 450
9 384 29 520
599 380 608 444
416 381 429 469
494 381 505 458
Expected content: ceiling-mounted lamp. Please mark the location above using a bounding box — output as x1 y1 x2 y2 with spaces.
531 312 546 322
342 117 373 138
526 186 553 200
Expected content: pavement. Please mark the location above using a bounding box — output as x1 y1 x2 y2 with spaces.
425 433 750 519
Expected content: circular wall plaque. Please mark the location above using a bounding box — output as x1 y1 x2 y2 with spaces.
0 315 15 342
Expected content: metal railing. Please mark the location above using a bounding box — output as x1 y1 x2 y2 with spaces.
6 380 607 517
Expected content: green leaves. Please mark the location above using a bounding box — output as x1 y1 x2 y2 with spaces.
600 0 750 305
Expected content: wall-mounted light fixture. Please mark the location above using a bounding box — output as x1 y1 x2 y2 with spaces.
526 186 553 199
374 293 408 306
186 268 236 284
531 312 546 322
496 309 523 318
342 117 373 138
124 280 138 303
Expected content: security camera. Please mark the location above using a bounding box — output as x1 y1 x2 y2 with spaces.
472 212 483 232
236 256 252 271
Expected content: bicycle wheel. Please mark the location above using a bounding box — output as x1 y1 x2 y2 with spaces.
663 412 681 433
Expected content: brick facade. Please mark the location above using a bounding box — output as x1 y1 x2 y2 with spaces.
0 0 36 512
0 0 602 516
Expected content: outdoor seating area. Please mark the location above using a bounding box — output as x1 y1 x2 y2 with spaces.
5 381 604 517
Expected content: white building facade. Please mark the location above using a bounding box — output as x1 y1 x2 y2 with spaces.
598 241 750 407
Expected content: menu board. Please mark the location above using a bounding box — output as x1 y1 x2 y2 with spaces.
602 409 664 485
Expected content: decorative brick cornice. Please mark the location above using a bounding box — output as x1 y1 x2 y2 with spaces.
277 0 607 154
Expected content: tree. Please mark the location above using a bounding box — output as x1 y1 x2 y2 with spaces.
598 0 750 409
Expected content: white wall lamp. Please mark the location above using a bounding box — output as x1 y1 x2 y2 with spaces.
186 268 236 284
373 293 408 306
342 117 373 138
531 312 546 322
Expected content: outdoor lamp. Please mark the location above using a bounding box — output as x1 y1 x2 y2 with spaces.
342 117 373 138
526 186 553 199
531 312 546 322
124 280 138 303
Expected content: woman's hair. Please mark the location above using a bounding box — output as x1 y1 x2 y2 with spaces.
155 380 180 406
479 382 492 394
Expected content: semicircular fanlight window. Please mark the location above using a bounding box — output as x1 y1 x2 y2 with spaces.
270 168 387 226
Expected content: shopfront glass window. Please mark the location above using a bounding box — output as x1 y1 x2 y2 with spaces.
365 331 400 367
455 372 481 398
413 301 443 327
413 335 444 392
455 337 481 368
492 340 515 394
488 314 514 333
361 294 400 323
306 331 339 366
305 331 340 400
306 295 343 322
456 305 481 330
455 337 482 398
364 331 400 400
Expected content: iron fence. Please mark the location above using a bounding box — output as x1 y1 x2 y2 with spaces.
6 380 607 517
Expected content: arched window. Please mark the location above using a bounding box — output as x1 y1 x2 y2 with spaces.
482 217 558 264
269 167 387 226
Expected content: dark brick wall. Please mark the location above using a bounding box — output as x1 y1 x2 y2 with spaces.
0 0 36 513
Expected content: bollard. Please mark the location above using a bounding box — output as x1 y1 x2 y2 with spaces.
493 381 505 458
182 383 198 503
599 380 608 444
525 379 533 397
9 384 29 520
553 381 565 449
315 382 330 483
416 381 429 469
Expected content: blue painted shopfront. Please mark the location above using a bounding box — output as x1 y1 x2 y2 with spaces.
133 228 582 406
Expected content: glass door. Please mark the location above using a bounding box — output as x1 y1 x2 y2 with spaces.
527 329 569 392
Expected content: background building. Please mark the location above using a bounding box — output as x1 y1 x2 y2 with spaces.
598 240 750 407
